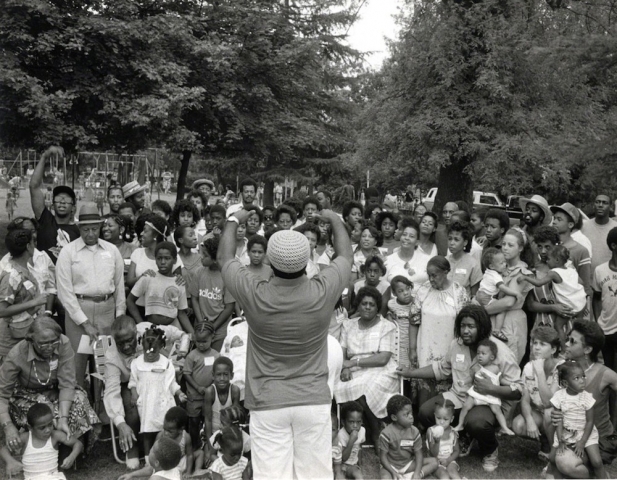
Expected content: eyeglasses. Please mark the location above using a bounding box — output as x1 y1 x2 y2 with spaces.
264 215 274 220
34 340 60 349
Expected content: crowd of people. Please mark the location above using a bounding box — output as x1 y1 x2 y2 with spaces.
1 145 617 479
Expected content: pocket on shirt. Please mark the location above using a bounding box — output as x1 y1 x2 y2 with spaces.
452 361 473 391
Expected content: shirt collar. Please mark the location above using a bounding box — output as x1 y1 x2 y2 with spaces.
75 237 102 251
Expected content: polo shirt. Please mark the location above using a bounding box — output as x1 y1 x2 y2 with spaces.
221 257 350 411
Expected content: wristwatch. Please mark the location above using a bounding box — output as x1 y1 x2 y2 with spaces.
226 216 240 225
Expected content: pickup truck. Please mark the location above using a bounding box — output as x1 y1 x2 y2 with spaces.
506 195 524 221
422 188 506 212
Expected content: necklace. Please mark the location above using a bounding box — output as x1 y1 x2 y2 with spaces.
585 362 595 373
33 361 52 386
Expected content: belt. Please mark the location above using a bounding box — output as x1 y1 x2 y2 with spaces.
76 293 113 302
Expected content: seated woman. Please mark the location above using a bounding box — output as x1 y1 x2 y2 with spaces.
0 316 100 470
333 286 399 452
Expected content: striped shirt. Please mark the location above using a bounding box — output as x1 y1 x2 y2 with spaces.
210 456 248 480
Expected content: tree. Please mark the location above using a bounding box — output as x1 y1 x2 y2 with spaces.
354 0 617 213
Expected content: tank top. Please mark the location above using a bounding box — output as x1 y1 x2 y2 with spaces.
22 432 59 479
586 364 614 439
212 384 232 432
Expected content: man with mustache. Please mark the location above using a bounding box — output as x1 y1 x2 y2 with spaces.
582 194 617 275
519 195 552 244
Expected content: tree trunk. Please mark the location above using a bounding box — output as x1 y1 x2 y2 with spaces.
433 156 473 217
263 179 274 206
176 150 192 202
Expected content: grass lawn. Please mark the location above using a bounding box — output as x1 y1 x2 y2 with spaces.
0 429 615 479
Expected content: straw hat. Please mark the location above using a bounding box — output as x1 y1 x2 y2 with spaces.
550 203 580 225
192 179 215 191
519 195 552 225
122 181 146 199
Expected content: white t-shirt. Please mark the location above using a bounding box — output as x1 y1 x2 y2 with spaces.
551 267 586 312
581 218 617 273
384 249 430 285
478 268 503 296
550 388 595 432
337 426 366 465
592 261 617 335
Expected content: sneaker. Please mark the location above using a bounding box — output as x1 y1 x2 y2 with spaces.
482 447 499 472
126 457 140 470
459 437 477 457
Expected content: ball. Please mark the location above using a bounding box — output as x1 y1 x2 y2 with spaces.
432 425 444 438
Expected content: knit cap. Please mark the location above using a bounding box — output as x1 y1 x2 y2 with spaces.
267 230 311 273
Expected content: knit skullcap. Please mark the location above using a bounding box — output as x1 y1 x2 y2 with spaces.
267 230 311 273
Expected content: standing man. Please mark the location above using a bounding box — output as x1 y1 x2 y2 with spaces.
519 195 552 243
29 146 80 263
551 203 592 298
107 185 124 215
316 190 333 211
582 194 617 275
218 209 352 479
56 204 126 387
226 178 257 217
192 178 215 206
122 181 148 216
435 201 460 256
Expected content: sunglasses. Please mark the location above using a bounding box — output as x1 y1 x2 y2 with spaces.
264 215 274 220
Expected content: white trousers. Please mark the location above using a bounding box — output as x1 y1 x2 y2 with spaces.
250 404 332 480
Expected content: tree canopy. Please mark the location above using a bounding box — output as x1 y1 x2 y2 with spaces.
1 0 362 199
353 0 617 211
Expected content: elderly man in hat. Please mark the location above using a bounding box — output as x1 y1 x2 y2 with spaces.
122 181 148 215
29 146 80 263
56 203 126 387
218 208 352 480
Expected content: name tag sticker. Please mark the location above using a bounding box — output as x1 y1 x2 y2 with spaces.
23 281 35 291
400 439 414 447
124 259 132 266
455 268 467 275
456 354 465 363
49 359 58 371
369 332 380 339
204 357 215 367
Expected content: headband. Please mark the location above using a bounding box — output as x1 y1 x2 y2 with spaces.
512 226 527 246
145 221 167 238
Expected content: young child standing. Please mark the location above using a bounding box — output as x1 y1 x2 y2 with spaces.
129 326 187 457
5 188 17 221
379 395 438 480
202 357 242 458
0 403 83 479
476 248 522 342
120 406 194 478
512 326 562 461
189 237 236 352
337 401 366 479
426 399 461 480
127 241 193 333
454 339 515 435
519 245 586 347
183 322 220 450
550 360 607 479
246 235 272 281
387 276 418 370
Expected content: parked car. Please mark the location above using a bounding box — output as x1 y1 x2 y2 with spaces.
422 188 506 212
506 195 524 221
